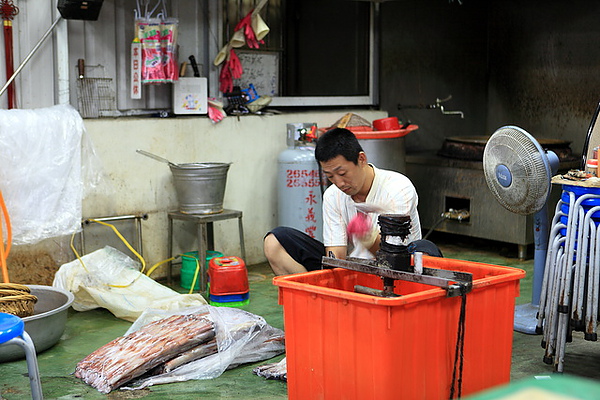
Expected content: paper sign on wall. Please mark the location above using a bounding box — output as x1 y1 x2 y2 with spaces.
131 38 142 99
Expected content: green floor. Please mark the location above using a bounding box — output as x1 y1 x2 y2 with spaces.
2 232 600 399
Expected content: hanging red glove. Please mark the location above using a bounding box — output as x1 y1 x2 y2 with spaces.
244 25 260 49
229 49 243 79
234 11 252 35
219 62 233 93
234 10 263 49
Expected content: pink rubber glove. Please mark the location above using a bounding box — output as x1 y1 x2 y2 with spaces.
229 49 243 79
245 24 261 49
347 213 378 249
219 62 233 93
235 10 263 49
234 11 252 32
208 99 225 123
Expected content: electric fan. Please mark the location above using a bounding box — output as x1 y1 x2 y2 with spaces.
483 126 560 334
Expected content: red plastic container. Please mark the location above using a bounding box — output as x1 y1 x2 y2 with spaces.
208 256 249 296
273 256 525 400
372 116 400 131
354 124 419 139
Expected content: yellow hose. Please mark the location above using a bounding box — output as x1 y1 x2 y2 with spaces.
70 219 147 288
89 219 146 273
180 253 202 295
70 231 90 273
88 219 148 288
147 254 203 295
146 257 176 277
71 219 204 293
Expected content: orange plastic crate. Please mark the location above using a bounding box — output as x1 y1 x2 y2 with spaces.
273 256 525 400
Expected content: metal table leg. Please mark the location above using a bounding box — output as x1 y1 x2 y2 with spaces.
167 209 244 291
238 215 246 261
518 244 527 260
198 222 209 292
167 215 174 286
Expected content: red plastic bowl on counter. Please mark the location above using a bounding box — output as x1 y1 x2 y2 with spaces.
354 124 419 139
372 117 400 131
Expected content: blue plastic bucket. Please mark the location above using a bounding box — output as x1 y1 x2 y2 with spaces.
559 185 600 247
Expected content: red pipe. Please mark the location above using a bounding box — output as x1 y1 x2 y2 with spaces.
3 20 15 108
1 0 18 109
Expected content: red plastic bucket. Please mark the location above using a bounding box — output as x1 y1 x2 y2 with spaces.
208 256 249 295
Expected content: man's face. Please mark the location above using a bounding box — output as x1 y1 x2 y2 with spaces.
320 153 367 197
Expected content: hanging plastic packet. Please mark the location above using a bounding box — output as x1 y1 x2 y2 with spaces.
136 18 166 84
160 17 179 83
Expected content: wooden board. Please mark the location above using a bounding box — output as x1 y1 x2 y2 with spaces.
552 175 600 187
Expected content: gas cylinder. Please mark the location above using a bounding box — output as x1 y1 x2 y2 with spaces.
277 123 323 241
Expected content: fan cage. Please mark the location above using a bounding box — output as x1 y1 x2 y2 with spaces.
483 126 551 215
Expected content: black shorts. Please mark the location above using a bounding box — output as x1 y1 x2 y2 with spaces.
266 227 326 271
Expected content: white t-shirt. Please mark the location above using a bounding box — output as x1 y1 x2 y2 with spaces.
322 164 422 259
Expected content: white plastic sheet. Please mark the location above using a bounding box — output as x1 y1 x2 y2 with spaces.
53 246 207 322
0 104 96 244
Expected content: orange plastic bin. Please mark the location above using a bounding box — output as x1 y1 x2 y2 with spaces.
273 256 525 400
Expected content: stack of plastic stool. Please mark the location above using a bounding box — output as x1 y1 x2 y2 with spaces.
0 312 43 399
208 256 249 307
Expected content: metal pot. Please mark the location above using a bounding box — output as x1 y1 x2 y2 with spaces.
170 163 231 214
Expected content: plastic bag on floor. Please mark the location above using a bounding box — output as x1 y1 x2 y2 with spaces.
122 305 285 390
53 246 207 322
253 357 287 381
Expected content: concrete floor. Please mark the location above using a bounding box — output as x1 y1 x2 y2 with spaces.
2 232 600 399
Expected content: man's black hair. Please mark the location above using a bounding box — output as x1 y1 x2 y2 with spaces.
315 128 364 164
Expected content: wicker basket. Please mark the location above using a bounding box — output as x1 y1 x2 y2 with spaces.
0 283 37 318
0 283 31 293
331 112 372 129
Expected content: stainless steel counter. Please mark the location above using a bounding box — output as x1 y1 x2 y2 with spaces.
405 152 579 258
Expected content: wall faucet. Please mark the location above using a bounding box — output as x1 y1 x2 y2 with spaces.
397 95 464 118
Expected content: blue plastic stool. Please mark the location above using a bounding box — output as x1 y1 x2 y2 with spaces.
0 312 43 399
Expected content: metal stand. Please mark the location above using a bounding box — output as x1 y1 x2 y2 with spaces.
514 204 550 335
324 214 473 298
167 209 245 290
0 313 43 400
79 214 148 256
323 256 472 298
